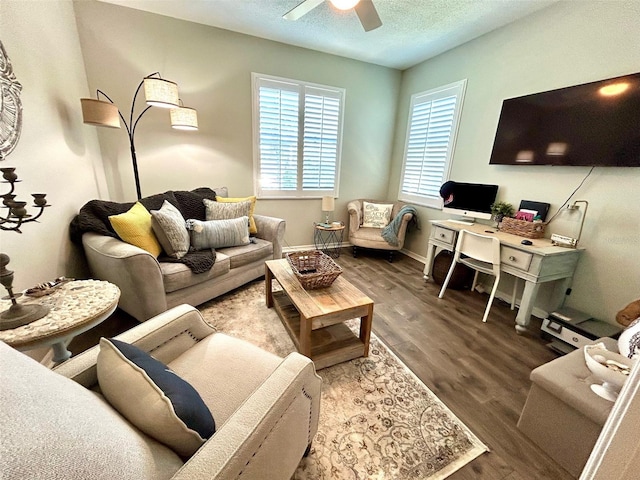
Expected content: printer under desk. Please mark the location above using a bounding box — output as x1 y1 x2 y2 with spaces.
541 306 622 354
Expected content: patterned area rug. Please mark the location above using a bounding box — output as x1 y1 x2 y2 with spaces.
199 280 488 480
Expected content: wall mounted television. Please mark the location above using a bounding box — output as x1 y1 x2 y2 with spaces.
489 72 640 167
441 182 498 222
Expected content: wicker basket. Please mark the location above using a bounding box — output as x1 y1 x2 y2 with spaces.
286 250 343 290
500 217 547 239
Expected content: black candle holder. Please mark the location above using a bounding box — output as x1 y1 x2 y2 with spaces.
0 167 51 330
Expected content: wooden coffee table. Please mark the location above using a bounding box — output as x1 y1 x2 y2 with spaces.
265 259 374 369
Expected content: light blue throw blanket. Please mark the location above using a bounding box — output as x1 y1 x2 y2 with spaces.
381 205 418 246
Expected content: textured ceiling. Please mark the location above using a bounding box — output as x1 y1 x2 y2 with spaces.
100 0 558 70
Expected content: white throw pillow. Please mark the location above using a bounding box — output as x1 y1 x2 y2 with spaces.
362 201 394 228
618 317 640 360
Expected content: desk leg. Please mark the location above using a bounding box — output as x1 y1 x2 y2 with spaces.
265 265 273 308
515 281 541 333
423 243 438 281
359 303 374 357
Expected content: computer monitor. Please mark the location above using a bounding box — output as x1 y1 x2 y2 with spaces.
441 182 499 223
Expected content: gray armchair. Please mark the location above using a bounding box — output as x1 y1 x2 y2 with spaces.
347 199 414 262
1 304 322 480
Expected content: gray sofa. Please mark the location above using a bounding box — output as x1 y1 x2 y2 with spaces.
0 304 322 479
76 188 285 322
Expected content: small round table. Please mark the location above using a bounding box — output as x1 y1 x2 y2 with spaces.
0 279 120 363
314 222 345 258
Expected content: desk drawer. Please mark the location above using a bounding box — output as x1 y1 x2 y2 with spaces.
501 246 533 271
432 226 455 247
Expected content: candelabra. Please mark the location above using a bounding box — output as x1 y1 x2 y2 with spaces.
1 166 51 330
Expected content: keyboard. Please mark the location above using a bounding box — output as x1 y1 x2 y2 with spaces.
448 219 474 226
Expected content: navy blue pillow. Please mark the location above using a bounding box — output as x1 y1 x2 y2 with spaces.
97 338 214 457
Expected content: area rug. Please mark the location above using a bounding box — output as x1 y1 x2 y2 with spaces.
199 280 488 479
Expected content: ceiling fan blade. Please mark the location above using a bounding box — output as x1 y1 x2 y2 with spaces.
283 0 325 21
354 0 382 32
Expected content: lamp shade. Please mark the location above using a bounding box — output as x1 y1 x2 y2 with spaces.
143 78 179 108
170 106 198 131
321 196 335 212
81 98 121 128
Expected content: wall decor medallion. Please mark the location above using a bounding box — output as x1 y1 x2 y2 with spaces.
0 40 23 160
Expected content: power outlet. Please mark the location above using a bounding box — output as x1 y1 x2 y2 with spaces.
551 234 577 248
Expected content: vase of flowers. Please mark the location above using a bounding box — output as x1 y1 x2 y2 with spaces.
490 201 515 229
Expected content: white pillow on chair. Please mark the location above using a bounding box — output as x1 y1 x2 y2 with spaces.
362 201 393 228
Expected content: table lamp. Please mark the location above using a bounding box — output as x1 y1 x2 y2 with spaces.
321 196 335 225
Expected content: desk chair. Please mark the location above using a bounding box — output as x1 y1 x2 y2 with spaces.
438 229 501 323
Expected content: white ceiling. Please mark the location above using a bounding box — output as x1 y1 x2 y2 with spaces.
100 0 558 70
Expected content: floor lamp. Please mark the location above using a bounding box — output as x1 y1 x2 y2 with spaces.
81 72 198 200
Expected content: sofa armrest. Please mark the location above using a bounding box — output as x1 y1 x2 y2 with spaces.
253 215 286 260
54 305 214 388
347 200 362 236
173 353 322 480
82 232 167 322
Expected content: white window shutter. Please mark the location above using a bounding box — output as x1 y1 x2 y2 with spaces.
253 74 344 198
399 80 467 208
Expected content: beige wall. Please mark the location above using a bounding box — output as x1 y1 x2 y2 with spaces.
0 0 108 291
73 0 401 249
390 0 640 322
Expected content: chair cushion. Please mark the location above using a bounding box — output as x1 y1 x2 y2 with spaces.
97 338 215 458
0 341 183 479
186 217 250 250
151 200 190 259
109 202 162 257
218 237 274 269
161 252 231 293
216 195 258 234
362 201 393 228
167 333 283 426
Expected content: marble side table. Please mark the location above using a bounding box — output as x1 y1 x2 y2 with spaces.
0 279 120 364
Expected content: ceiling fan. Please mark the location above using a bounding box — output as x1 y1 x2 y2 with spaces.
283 0 382 32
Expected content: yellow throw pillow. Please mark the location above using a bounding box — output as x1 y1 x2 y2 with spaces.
109 202 162 257
215 195 257 234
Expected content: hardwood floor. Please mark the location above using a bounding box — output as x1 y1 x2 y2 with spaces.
69 249 572 479
335 249 572 480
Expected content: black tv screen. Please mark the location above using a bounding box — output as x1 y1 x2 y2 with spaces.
489 72 640 167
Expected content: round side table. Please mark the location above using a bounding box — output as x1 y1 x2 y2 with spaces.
0 279 120 364
314 222 345 258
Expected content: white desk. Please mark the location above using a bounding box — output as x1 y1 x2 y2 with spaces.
424 220 583 333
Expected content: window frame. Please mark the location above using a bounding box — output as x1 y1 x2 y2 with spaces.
251 73 345 199
398 79 467 209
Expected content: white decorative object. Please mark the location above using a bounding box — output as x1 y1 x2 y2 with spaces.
0 41 23 159
618 317 640 360
584 343 634 402
362 201 393 228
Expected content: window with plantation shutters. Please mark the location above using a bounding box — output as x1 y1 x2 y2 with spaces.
252 74 344 198
398 80 467 208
